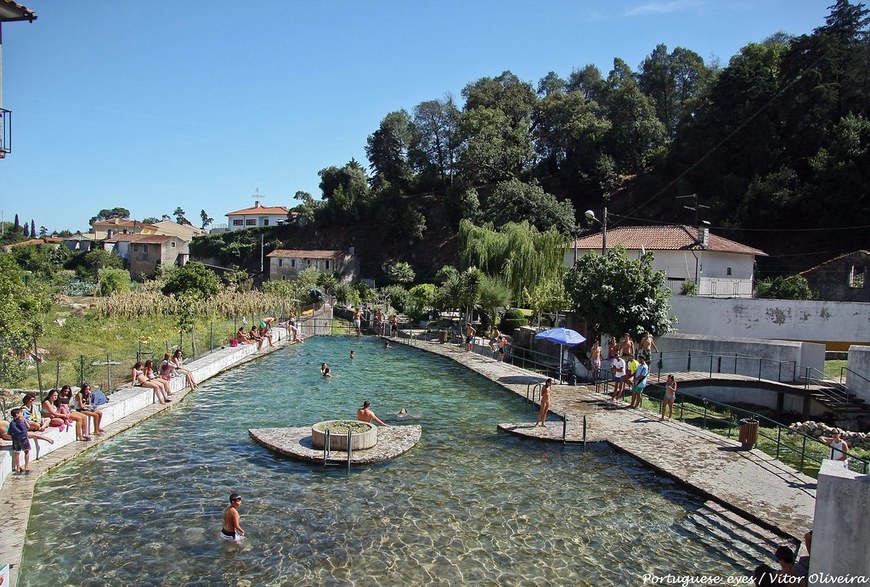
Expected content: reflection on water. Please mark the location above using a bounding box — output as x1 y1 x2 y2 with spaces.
22 338 771 586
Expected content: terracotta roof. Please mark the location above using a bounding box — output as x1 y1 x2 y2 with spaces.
106 234 176 244
2 237 59 249
572 225 766 256
226 203 290 216
267 249 345 259
0 0 37 22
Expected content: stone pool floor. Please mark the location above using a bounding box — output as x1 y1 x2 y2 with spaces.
395 335 816 543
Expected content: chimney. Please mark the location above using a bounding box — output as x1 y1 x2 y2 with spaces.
254 200 261 208
699 226 709 248
348 245 355 256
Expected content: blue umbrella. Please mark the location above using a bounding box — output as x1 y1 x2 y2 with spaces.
535 328 586 382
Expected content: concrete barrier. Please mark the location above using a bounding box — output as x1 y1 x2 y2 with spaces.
846 345 870 403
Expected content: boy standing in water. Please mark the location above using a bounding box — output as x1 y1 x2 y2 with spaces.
222 493 245 542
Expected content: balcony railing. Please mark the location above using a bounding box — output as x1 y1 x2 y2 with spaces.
0 108 10 157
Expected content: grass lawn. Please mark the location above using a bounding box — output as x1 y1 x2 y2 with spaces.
824 359 848 381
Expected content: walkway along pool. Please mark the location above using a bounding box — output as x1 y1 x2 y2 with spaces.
21 337 779 586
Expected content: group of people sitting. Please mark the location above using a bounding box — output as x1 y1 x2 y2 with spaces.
132 349 197 404
233 317 277 350
2 386 107 473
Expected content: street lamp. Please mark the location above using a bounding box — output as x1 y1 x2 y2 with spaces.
584 206 607 255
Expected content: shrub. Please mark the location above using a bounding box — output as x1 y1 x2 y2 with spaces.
680 281 698 296
97 267 131 296
499 308 528 334
162 263 221 298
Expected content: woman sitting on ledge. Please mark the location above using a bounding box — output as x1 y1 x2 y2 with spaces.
132 362 171 404
74 383 105 435
171 349 197 390
144 359 173 399
235 327 252 345
41 388 74 433
58 385 93 440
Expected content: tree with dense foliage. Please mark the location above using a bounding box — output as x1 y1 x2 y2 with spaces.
173 207 187 224
481 179 576 235
162 263 221 298
89 207 130 225
755 275 816 300
200 210 214 229
459 220 567 306
386 261 416 285
67 248 125 280
366 110 415 190
476 276 511 330
564 247 673 341
410 98 460 187
0 255 50 387
96 267 131 296
318 159 372 220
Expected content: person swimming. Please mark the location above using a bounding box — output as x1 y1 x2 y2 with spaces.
398 407 408 417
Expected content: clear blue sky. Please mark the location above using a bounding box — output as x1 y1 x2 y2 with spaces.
1 0 833 233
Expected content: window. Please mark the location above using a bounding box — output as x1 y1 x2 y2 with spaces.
849 265 865 288
171 241 176 248
143 244 149 254
133 244 139 252
278 259 283 267
291 260 296 268
263 218 269 226
726 267 732 276
246 219 257 226
233 219 243 226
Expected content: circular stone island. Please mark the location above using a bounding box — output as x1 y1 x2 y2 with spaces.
311 419 377 451
249 423 422 466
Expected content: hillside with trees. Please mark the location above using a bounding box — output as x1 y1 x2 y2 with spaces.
191 0 869 282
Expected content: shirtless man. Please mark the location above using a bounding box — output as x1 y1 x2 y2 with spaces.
639 332 658 362
352 308 362 336
357 400 388 426
465 323 476 352
221 493 245 542
618 333 635 358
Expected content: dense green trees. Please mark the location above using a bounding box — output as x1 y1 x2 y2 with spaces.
0 255 50 386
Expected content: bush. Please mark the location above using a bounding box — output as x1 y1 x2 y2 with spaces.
162 263 221 298
499 308 528 334
381 284 409 314
680 281 698 296
756 275 815 300
97 267 131 296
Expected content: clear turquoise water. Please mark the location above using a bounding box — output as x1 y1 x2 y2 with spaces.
21 337 772 586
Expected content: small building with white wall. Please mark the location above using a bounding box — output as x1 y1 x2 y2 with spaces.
567 225 765 298
225 201 292 231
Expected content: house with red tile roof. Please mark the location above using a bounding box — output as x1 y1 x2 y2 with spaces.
266 248 358 282
90 217 145 240
225 200 294 231
568 225 766 298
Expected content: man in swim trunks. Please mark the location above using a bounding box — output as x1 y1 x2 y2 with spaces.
357 400 388 427
222 493 245 542
465 323 476 352
352 308 362 335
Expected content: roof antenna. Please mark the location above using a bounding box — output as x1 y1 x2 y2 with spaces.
252 188 266 208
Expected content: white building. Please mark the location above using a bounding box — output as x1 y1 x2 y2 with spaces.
225 201 292 231
567 225 766 298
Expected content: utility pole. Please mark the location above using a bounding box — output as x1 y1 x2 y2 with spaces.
675 193 710 226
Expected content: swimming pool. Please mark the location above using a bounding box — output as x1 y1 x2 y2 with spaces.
21 337 771 585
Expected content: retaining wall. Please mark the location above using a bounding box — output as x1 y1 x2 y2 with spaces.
655 333 825 380
0 328 287 494
846 345 870 403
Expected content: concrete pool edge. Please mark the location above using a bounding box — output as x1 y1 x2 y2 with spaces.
0 329 296 587
249 425 423 465
391 334 816 544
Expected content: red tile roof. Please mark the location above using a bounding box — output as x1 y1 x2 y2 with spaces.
91 218 140 228
0 0 37 22
267 249 344 259
226 203 290 216
572 225 766 256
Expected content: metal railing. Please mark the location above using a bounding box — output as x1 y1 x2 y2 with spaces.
638 385 869 476
0 108 10 156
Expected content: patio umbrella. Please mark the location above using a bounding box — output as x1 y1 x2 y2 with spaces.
535 328 586 382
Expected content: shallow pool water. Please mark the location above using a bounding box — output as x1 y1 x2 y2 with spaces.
22 337 771 586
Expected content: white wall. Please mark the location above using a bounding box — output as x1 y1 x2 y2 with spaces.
670 296 870 350
846 346 870 403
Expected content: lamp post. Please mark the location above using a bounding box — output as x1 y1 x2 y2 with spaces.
584 207 607 255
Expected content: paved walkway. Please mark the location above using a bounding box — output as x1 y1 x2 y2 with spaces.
397 335 817 542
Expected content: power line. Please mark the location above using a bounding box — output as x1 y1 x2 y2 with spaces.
610 213 870 233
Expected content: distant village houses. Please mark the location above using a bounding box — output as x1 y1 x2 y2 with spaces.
266 248 358 282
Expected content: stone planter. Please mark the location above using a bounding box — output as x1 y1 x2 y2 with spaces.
311 420 377 450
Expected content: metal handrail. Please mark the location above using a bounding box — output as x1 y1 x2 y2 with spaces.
840 366 870 392
640 384 869 476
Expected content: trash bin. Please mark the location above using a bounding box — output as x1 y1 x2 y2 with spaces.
738 418 759 450
438 330 448 344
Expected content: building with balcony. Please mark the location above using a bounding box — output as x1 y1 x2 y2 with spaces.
225 201 292 231
0 1 37 158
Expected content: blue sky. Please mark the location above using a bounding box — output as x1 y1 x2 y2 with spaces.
1 0 833 233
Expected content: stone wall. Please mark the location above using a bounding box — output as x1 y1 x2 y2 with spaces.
809 461 870 585
656 333 825 381
846 345 870 403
